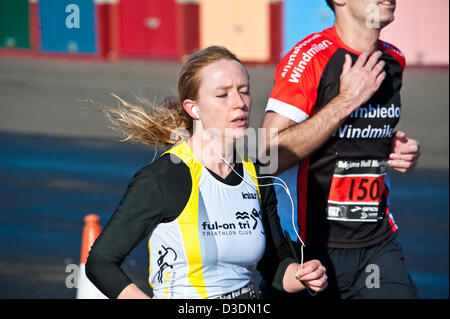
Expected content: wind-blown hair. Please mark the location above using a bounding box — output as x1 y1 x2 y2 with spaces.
95 46 245 151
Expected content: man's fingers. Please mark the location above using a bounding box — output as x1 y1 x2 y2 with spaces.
393 142 421 154
372 60 386 76
389 152 420 161
407 142 421 153
354 50 371 68
387 159 412 168
369 60 386 84
387 159 418 170
364 50 383 71
342 54 353 74
402 143 420 154
374 71 386 89
394 130 407 141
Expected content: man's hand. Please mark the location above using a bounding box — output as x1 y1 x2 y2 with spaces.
338 50 386 115
387 130 421 173
261 50 387 174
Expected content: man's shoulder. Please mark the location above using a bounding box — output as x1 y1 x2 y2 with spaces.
378 39 406 70
277 27 340 82
286 27 339 54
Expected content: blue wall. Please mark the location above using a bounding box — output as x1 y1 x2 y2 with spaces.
283 0 335 55
39 0 97 54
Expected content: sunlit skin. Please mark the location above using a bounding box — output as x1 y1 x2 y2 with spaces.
262 0 420 174
334 0 396 52
192 59 251 141
116 60 328 298
343 0 396 28
183 59 328 294
333 0 421 171
183 59 252 178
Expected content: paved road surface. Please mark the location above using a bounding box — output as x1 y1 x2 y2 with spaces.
0 57 448 298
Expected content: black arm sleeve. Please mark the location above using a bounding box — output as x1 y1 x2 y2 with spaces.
256 164 296 292
85 167 164 298
85 156 192 299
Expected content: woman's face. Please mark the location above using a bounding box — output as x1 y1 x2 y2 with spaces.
195 59 251 142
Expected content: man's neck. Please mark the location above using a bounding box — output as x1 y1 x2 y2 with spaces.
334 19 380 53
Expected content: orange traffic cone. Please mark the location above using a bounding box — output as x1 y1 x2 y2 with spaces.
76 214 108 299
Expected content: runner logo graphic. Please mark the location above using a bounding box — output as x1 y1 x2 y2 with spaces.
250 209 264 234
156 245 177 284
235 211 250 220
235 209 264 234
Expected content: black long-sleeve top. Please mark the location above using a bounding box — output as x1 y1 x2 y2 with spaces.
85 153 296 299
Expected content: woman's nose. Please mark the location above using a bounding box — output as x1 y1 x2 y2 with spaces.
231 90 246 108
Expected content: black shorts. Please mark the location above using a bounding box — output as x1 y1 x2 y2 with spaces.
261 234 418 299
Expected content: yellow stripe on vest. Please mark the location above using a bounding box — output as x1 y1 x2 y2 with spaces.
147 234 154 290
160 142 260 299
163 142 208 299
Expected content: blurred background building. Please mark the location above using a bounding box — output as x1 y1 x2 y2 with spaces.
0 0 448 65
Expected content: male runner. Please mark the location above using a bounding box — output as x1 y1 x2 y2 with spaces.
261 0 420 298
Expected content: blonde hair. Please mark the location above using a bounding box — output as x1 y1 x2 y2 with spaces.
96 46 245 151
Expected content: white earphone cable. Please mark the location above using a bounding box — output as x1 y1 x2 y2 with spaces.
215 152 317 295
187 113 315 294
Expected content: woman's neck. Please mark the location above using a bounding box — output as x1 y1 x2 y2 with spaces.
188 133 236 179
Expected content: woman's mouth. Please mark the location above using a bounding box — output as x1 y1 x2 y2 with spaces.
231 115 248 126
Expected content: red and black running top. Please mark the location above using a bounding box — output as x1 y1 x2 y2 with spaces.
266 26 405 249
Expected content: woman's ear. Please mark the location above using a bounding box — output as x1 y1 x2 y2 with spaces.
183 99 200 120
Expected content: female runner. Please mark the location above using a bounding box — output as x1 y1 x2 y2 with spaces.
86 46 327 299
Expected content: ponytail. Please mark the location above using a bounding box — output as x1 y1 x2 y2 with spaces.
95 46 243 151
96 93 192 149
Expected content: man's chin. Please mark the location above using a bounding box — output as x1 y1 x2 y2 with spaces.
380 19 394 29
380 11 395 27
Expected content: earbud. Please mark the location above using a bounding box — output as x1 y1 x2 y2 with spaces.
192 107 200 120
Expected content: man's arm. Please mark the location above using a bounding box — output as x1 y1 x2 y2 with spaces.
261 51 386 175
262 94 357 174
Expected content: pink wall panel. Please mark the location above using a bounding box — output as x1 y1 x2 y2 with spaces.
415 0 449 65
381 0 449 66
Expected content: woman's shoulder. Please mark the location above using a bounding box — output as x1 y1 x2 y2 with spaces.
131 152 192 195
135 152 190 179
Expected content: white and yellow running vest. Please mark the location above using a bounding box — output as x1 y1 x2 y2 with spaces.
148 142 266 299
